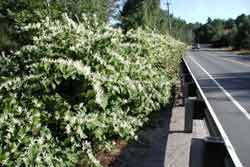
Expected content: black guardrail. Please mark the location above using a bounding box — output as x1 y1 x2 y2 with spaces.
180 60 234 167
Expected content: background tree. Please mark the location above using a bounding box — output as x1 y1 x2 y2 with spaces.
234 14 250 49
194 14 250 49
120 0 194 43
0 0 109 52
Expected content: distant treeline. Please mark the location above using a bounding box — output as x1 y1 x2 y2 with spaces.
194 14 250 49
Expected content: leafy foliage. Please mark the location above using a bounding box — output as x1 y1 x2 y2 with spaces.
0 0 109 52
0 15 185 166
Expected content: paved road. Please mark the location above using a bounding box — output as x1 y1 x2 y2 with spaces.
184 48 250 167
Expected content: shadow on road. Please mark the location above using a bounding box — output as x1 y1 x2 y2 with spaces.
220 54 250 62
198 72 250 102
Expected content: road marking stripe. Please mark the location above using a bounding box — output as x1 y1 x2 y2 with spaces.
220 57 250 67
221 57 250 68
190 56 250 121
184 56 244 167
203 51 250 68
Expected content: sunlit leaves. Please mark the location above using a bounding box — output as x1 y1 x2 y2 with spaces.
0 15 185 167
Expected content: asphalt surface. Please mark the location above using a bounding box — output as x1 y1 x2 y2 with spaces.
184 48 250 167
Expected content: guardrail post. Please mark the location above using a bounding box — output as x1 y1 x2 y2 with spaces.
180 60 189 75
189 137 232 167
183 82 197 99
193 99 206 119
180 61 194 104
189 138 206 167
204 137 228 167
185 97 205 133
185 97 196 133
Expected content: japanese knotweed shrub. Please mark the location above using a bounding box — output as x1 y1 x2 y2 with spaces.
0 15 185 167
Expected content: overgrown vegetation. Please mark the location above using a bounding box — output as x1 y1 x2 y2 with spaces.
194 14 250 49
0 1 187 166
0 13 185 167
0 0 109 52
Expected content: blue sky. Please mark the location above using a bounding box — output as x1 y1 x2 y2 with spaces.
160 0 250 23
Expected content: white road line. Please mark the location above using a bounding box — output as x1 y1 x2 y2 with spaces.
189 56 250 121
183 56 244 167
202 51 250 68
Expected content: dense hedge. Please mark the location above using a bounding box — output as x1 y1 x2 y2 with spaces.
0 15 185 166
